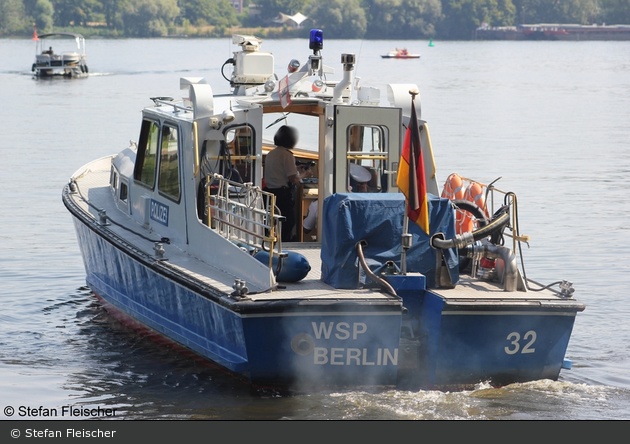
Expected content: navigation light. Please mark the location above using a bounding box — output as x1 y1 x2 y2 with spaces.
309 29 323 52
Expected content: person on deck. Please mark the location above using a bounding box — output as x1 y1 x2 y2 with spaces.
302 200 318 239
264 125 311 242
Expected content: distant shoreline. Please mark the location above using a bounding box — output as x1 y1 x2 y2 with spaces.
6 23 630 40
474 24 630 41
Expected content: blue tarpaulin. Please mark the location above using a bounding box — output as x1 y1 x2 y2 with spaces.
321 193 458 289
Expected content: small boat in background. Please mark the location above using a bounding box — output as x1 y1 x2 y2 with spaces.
32 32 88 78
381 48 420 59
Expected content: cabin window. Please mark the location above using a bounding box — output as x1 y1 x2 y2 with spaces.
158 124 180 201
134 120 160 189
109 166 114 186
224 126 254 183
346 124 387 193
119 181 128 203
110 166 118 190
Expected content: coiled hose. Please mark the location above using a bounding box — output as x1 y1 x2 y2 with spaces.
432 207 510 251
355 240 398 297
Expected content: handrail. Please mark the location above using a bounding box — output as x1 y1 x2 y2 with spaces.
448 175 529 254
346 153 389 160
346 151 389 156
209 154 261 161
193 121 199 178
205 174 279 270
152 98 191 114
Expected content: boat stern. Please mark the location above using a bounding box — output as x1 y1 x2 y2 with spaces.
393 279 585 390
240 301 404 390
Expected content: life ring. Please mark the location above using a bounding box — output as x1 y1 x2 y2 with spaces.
457 182 488 233
441 173 465 200
442 173 473 234
442 174 490 234
464 182 486 213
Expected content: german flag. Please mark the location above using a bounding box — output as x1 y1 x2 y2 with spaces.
396 97 429 234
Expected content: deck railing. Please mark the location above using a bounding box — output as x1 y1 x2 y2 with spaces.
205 174 279 268
455 175 530 252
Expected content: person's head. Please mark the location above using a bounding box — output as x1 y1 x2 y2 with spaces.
274 125 298 149
356 181 368 192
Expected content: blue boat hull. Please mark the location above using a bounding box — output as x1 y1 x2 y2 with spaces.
432 308 577 387
72 216 403 389
69 211 581 391
73 218 250 372
389 274 581 390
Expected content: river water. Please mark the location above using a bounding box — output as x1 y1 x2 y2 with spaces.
1 37 629 420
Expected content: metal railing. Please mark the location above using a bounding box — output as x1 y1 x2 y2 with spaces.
455 175 530 253
205 174 279 269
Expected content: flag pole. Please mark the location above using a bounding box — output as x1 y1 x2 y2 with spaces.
400 89 419 275
401 209 410 275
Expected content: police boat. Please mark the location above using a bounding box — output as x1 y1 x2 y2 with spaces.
62 30 585 391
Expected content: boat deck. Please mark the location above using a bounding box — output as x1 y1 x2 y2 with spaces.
431 277 582 310
68 158 395 303
68 157 580 308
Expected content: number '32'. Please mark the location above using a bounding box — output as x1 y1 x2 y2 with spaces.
504 331 536 355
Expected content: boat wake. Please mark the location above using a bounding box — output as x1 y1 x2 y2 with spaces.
287 380 622 420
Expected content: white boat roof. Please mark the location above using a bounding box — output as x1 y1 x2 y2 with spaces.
38 32 85 39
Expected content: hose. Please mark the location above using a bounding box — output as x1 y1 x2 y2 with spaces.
431 199 519 291
221 58 235 83
432 210 510 250
451 199 488 227
460 243 519 292
470 210 509 242
355 241 397 297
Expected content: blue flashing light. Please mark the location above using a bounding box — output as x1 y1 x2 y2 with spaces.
309 29 323 52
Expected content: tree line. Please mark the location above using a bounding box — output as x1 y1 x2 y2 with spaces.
1 0 629 39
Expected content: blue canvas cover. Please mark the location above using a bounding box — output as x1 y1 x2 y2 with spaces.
321 193 458 289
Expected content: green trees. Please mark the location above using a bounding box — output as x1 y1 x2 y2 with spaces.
1 0 630 39
305 0 442 39
101 0 123 29
307 0 367 38
512 0 599 25
440 0 516 39
598 0 630 24
364 0 442 39
122 0 180 37
53 0 100 27
0 0 27 34
254 0 310 22
178 0 238 27
33 0 54 32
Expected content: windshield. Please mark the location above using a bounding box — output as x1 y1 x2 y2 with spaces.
262 113 319 152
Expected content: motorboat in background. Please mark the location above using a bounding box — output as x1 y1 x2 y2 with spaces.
63 30 584 392
381 48 420 59
32 32 88 78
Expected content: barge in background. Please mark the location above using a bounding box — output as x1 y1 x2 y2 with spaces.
475 23 630 40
